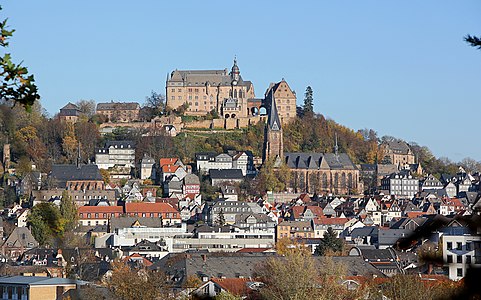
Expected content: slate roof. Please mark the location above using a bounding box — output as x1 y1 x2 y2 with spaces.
384 140 411 154
183 174 200 185
267 94 281 131
110 217 163 231
285 152 356 170
0 276 80 286
209 169 244 180
350 226 379 239
96 102 140 111
3 227 38 249
151 252 384 287
105 140 135 149
50 164 103 186
168 69 251 88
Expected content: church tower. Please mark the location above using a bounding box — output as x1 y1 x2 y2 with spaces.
263 94 284 164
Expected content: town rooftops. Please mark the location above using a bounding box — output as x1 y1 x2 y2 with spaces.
0 276 80 286
162 165 180 173
313 217 349 226
384 140 412 154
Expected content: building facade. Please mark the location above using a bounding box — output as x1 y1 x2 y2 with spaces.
96 101 141 122
166 59 255 117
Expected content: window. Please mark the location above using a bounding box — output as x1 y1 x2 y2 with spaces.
178 96 182 100
447 255 453 263
457 268 463 277
171 88 175 92
466 255 472 264
447 242 452 250
457 255 462 263
467 242 472 251
171 96 175 100
178 88 181 92
457 242 462 250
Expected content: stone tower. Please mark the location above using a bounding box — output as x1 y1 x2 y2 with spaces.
263 94 283 164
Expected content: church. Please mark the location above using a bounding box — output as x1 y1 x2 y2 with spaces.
263 95 362 195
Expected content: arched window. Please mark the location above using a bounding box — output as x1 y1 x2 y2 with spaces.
334 173 339 188
348 173 353 189
234 89 238 98
341 173 346 188
322 173 328 188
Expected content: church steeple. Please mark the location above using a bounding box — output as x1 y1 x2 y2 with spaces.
231 56 240 83
263 93 284 164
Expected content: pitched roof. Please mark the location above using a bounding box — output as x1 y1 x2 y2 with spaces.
209 169 244 180
211 278 251 296
96 102 140 111
159 158 179 167
124 202 178 214
284 152 356 170
162 165 180 173
78 206 123 214
110 217 163 231
0 276 79 286
3 227 38 249
50 164 103 186
267 94 281 131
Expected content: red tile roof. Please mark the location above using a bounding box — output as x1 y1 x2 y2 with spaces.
125 202 178 214
406 211 425 218
162 165 179 173
159 158 178 167
211 278 250 296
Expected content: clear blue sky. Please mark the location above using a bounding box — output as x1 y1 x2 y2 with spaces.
3 1 481 162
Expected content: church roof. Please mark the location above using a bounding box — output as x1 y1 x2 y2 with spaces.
267 94 281 131
284 152 357 170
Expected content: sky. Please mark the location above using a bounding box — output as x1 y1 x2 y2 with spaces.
2 1 481 162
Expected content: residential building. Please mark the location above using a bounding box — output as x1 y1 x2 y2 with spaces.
2 227 39 260
96 101 141 122
381 173 419 198
58 102 82 123
441 221 481 281
276 220 314 240
380 140 416 166
140 154 156 180
78 206 123 226
0 276 79 300
124 202 181 225
208 201 254 225
209 169 244 187
95 140 135 169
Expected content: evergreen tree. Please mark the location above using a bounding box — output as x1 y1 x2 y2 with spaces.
303 86 314 116
216 209 226 226
315 227 344 256
60 190 78 231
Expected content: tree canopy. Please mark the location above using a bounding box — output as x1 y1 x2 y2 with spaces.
0 8 40 111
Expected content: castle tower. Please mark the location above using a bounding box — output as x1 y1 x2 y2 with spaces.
230 57 240 83
263 94 283 164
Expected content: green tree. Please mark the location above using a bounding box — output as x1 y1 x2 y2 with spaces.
315 227 344 256
60 190 78 231
28 202 65 245
141 91 165 120
302 86 314 117
215 209 226 226
0 8 40 111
